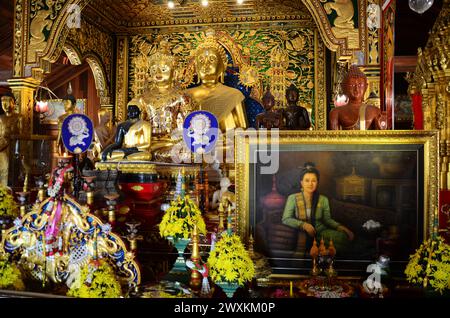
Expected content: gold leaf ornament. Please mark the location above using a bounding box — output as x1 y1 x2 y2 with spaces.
238 64 260 88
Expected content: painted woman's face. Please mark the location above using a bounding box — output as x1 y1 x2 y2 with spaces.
301 172 318 194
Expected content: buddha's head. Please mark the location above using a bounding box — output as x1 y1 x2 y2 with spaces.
148 40 176 90
286 84 300 105
63 95 76 113
194 34 228 85
341 65 368 102
1 92 15 116
126 101 141 120
262 89 275 111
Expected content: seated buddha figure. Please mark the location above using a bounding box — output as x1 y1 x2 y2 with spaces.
92 109 116 160
101 102 152 161
138 40 193 161
255 89 283 129
282 84 311 130
56 95 76 155
329 65 383 130
187 32 248 131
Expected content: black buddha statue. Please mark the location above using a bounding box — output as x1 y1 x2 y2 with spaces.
101 102 152 162
283 84 311 130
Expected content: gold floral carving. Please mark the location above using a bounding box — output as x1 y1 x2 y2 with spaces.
28 0 58 63
86 0 311 28
115 37 129 122
62 42 82 65
315 30 327 130
366 0 379 65
129 28 322 118
66 17 113 83
13 1 25 77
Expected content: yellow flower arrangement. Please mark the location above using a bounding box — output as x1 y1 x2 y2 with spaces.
207 232 255 286
67 260 122 298
405 236 450 294
0 186 18 217
0 254 25 291
159 195 206 240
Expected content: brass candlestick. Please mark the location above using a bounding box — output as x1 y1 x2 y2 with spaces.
189 224 202 290
326 239 337 279
82 175 96 205
125 220 143 254
217 202 225 233
17 192 29 217
35 176 46 203
310 239 320 276
104 193 119 226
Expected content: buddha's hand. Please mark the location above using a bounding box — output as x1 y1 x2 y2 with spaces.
338 225 354 241
302 223 316 237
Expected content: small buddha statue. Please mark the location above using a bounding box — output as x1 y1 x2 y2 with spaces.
92 109 116 160
329 65 384 130
255 89 283 129
138 40 193 161
187 31 248 131
210 177 236 211
0 92 22 186
101 102 152 161
56 95 76 155
282 84 311 130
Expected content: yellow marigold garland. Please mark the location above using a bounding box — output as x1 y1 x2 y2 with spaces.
405 236 450 294
207 232 255 286
0 255 25 291
0 186 18 217
159 195 206 240
67 260 122 298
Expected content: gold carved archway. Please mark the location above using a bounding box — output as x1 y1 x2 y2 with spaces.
18 0 366 76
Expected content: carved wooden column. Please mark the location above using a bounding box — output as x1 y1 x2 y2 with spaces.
115 36 129 122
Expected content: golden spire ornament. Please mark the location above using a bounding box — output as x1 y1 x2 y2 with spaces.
189 224 202 290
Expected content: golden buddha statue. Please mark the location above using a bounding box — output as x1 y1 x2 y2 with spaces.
92 109 116 160
0 92 22 186
56 95 76 155
138 40 193 161
101 101 152 161
187 32 247 131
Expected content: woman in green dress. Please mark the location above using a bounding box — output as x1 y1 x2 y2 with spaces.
282 162 354 256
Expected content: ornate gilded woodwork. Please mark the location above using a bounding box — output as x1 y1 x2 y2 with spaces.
13 0 26 77
408 0 450 190
128 27 326 128
115 36 129 122
366 0 380 65
66 17 113 84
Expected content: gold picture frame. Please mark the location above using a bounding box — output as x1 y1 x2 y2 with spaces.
235 130 439 276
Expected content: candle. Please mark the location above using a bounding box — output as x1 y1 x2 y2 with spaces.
290 281 293 297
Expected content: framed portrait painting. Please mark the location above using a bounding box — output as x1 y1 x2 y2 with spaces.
235 130 439 277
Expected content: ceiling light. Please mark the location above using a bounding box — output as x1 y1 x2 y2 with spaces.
237 0 244 4
201 0 208 7
409 0 434 14
168 0 175 9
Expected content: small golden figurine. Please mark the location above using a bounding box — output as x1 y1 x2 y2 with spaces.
0 92 22 186
56 94 76 156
